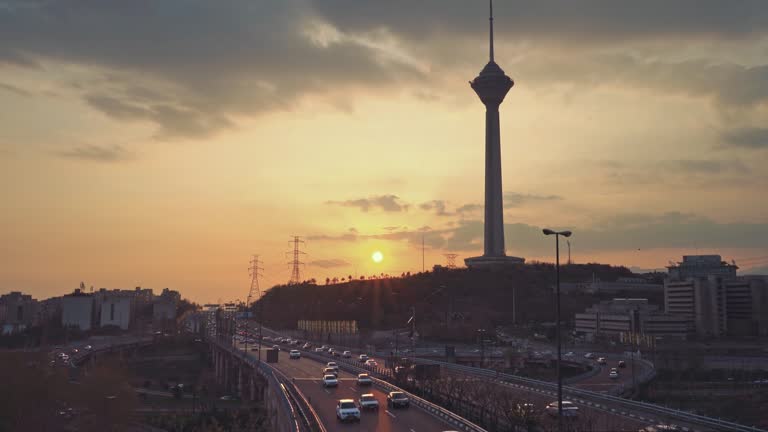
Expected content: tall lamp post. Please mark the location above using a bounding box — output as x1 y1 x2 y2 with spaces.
543 228 572 432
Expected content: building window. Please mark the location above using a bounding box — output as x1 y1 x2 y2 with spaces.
110 303 115 321
17 305 23 321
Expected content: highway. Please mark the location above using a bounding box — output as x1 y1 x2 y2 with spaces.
237 342 455 432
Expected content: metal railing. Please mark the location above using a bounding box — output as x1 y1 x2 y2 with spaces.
301 350 487 432
413 357 766 432
210 337 325 432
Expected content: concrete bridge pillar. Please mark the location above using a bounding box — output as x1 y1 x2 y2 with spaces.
237 366 243 398
249 375 256 401
223 355 230 391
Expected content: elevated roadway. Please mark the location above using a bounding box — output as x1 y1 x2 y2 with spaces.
238 342 455 432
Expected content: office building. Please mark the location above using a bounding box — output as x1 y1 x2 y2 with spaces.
100 292 133 330
0 291 39 334
575 298 691 341
665 255 768 338
62 289 94 330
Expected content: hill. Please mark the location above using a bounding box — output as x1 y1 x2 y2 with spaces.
254 263 639 341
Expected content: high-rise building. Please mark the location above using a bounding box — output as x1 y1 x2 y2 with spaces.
464 1 524 269
665 255 768 338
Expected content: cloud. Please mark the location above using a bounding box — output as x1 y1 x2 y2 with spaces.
519 54 768 108
419 200 452 216
326 195 409 212
504 192 562 208
54 144 133 162
456 203 482 214
0 82 32 97
0 1 427 138
309 259 350 268
307 232 358 242
311 1 768 43
721 128 768 150
306 211 768 257
665 159 748 174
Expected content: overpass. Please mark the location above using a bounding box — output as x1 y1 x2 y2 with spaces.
210 335 485 432
259 328 767 432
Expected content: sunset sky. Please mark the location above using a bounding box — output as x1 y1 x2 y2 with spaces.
2 1 768 303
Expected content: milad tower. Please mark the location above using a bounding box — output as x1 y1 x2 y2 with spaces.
465 0 525 268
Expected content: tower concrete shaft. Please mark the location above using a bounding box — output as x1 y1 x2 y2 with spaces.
465 0 524 268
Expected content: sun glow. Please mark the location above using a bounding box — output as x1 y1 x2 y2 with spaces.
372 251 384 263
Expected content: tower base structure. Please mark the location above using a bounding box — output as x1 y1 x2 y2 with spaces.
465 255 525 269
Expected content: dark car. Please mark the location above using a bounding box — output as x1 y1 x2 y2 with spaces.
618 360 627 368
387 391 410 408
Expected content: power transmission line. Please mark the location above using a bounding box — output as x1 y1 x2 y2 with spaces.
287 236 306 284
247 255 263 307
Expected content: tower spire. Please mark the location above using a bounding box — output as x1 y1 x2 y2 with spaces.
489 0 495 62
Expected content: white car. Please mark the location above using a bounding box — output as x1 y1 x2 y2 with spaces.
314 347 324 353
323 374 338 387
357 373 373 386
326 361 339 371
564 351 574 357
359 354 369 362
365 359 378 367
609 370 619 379
597 357 607 365
342 350 352 358
545 401 579 417
359 393 379 410
289 350 301 359
584 352 595 359
336 399 361 422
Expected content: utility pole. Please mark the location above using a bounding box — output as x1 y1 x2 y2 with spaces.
567 240 572 265
247 255 263 360
287 236 306 285
421 234 425 272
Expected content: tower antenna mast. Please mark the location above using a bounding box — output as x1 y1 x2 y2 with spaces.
489 0 495 62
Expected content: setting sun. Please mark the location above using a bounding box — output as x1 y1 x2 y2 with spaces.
372 251 384 263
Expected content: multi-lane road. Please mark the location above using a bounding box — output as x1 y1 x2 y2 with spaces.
237 342 454 432
236 336 656 432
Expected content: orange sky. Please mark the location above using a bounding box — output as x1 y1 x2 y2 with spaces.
2 2 768 302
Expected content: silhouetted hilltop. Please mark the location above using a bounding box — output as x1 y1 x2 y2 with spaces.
255 263 637 339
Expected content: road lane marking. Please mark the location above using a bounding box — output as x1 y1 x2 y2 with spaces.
410 429 416 432
349 386 357 392
324 389 330 394
385 410 396 418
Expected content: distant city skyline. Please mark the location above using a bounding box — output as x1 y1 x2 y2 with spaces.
2 1 768 302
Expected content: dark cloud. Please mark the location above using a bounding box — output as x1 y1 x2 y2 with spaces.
308 212 768 257
504 192 562 208
520 54 768 108
309 259 350 268
0 0 426 138
311 1 768 42
2 0 766 141
326 195 408 212
721 128 768 150
54 144 133 162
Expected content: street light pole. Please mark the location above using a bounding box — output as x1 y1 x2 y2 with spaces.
543 228 572 432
